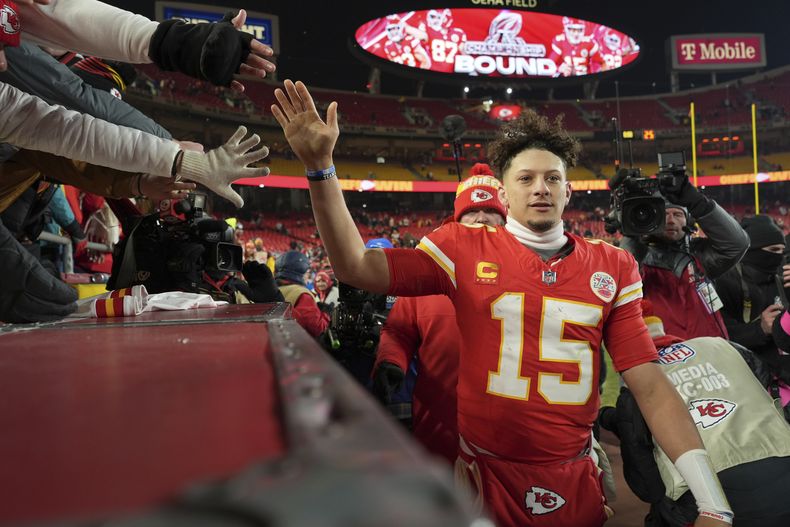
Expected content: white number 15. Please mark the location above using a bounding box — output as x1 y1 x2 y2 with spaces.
487 294 602 405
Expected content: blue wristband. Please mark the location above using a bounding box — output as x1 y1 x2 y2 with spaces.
306 165 336 181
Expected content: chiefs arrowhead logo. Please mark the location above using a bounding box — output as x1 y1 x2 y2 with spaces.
689 398 736 429
470 189 493 203
525 486 566 515
1 4 21 36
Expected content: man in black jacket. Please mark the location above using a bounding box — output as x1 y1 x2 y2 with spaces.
715 215 789 392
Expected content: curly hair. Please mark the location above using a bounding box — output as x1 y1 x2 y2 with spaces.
487 110 582 177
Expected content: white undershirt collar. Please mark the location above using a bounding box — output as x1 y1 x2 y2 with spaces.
505 215 568 251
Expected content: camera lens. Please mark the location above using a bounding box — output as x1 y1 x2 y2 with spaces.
631 203 657 228
621 196 665 236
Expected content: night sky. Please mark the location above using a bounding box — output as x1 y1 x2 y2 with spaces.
109 0 789 100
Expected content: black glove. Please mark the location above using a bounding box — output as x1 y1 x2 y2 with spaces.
0 219 77 323
659 174 714 218
317 301 334 314
371 361 405 405
149 12 252 86
242 261 283 303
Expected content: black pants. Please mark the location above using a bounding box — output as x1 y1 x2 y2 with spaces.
651 456 790 527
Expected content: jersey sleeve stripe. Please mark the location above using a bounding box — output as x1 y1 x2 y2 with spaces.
613 286 643 308
616 281 643 299
416 238 456 288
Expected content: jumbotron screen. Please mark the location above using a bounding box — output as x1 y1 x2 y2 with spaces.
354 9 639 78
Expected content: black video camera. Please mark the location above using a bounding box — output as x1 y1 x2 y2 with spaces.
159 193 242 274
109 192 243 293
606 151 689 237
323 282 394 384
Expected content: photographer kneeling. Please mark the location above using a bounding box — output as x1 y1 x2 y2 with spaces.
612 153 749 340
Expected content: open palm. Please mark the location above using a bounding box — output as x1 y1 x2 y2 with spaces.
271 80 338 170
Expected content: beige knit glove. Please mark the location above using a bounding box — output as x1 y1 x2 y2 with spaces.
177 126 270 208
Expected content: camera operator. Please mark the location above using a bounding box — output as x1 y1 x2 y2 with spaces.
324 238 396 386
615 162 749 340
715 215 790 411
275 250 329 338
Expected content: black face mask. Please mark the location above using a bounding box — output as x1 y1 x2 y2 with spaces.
742 248 783 276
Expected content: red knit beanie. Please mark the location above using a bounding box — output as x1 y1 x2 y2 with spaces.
453 163 508 222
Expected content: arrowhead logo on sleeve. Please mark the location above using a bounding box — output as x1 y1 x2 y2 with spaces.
689 398 737 428
525 486 566 515
0 1 21 48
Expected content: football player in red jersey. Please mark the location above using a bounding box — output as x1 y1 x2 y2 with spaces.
411 8 466 73
594 27 638 72
271 79 734 527
379 14 430 69
549 17 601 77
372 164 508 466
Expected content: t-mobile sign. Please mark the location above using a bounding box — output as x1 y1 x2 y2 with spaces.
669 34 766 71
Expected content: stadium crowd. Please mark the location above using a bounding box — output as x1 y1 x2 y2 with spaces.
1 2 790 527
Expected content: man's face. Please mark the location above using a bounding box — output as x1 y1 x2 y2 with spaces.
459 208 505 227
662 207 687 242
427 10 444 31
502 148 571 232
386 23 403 42
315 276 328 291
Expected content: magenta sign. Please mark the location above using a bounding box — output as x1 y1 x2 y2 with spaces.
670 34 766 71
354 9 640 78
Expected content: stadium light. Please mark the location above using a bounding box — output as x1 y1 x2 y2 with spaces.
463 86 470 93
506 87 513 94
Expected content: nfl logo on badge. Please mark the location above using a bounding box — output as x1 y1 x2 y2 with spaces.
542 270 557 285
590 271 617 302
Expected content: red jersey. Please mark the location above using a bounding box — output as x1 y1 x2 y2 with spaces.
382 37 428 68
549 34 600 76
385 223 656 463
420 26 466 73
376 295 459 464
642 262 729 340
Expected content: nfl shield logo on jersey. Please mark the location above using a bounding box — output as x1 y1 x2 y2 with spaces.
525 486 566 515
542 270 557 285
590 271 617 302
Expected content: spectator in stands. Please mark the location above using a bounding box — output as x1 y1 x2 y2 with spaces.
273 80 733 527
599 300 790 527
244 240 256 262
715 215 790 411
275 250 329 338
314 270 338 307
618 175 749 339
372 165 507 465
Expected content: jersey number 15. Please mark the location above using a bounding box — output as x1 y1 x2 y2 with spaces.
487 295 602 405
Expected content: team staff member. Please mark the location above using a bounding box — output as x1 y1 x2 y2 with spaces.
271 79 732 527
599 300 790 527
373 164 508 465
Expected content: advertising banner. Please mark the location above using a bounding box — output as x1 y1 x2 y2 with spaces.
669 34 765 71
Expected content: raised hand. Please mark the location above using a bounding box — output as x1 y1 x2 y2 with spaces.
177 126 270 208
229 9 276 92
271 80 338 170
139 174 196 202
